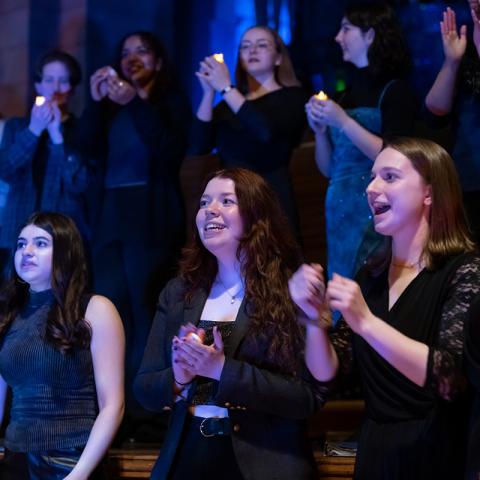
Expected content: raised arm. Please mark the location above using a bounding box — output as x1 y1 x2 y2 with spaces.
0 114 44 181
65 295 125 480
317 98 382 161
426 8 467 116
288 263 339 382
306 96 332 177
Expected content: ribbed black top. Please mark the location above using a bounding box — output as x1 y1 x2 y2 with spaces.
0 289 97 452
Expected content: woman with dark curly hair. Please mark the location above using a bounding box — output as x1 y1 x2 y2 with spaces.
134 168 325 480
306 3 416 290
0 212 124 479
290 137 480 479
189 25 306 232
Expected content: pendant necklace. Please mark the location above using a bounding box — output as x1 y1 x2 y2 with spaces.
216 277 244 304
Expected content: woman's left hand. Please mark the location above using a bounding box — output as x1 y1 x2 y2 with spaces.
106 76 136 105
175 326 225 380
46 100 63 144
315 99 350 130
199 55 233 93
327 273 373 335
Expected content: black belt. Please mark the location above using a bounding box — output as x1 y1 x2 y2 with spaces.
190 415 231 437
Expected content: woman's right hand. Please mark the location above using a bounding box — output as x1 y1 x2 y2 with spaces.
90 66 111 101
172 323 205 385
29 101 53 136
305 97 327 134
440 7 467 65
195 60 215 95
288 263 327 322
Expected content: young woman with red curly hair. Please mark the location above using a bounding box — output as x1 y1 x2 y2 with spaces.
135 167 325 480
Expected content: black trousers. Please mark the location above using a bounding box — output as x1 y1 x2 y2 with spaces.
168 416 244 480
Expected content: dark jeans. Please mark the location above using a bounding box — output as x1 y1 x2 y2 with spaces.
0 448 106 479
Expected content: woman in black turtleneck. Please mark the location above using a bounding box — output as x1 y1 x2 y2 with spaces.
305 3 415 291
0 212 124 479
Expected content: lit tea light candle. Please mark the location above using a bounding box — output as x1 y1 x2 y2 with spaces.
213 53 224 63
187 332 202 342
315 90 328 101
35 96 46 106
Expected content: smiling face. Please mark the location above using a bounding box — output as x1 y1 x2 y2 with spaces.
335 17 373 67
239 27 281 78
195 177 244 260
120 35 161 87
14 224 53 292
367 147 432 238
35 61 72 106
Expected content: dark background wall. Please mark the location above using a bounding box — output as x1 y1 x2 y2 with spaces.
0 0 474 118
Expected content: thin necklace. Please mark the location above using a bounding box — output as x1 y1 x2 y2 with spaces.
391 259 422 269
216 277 244 304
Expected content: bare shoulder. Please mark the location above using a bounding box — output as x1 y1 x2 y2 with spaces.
85 295 123 334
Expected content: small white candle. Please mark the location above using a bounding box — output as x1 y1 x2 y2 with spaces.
187 332 202 343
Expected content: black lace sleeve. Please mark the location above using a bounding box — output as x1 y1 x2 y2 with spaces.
425 256 480 400
329 319 355 377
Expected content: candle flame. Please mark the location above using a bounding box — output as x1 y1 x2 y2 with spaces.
213 53 224 63
35 96 46 106
315 90 328 101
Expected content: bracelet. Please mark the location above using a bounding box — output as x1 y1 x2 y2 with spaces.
174 376 192 386
297 310 332 330
220 85 235 95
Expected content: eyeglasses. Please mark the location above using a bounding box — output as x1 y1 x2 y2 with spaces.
239 41 274 52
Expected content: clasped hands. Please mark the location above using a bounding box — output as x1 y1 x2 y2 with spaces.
195 55 232 94
90 66 136 105
288 263 373 335
29 99 63 143
305 96 350 134
172 323 225 385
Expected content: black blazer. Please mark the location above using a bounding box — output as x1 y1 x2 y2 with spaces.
134 277 324 480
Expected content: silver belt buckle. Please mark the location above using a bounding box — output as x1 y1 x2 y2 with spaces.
199 417 216 438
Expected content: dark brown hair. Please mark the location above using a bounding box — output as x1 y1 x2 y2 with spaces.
34 50 82 88
345 3 411 79
0 212 91 352
179 168 303 373
116 30 177 99
234 25 300 94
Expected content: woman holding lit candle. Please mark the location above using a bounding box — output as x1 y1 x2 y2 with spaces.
86 31 191 440
135 167 326 480
306 3 415 287
189 26 306 233
0 50 90 260
290 137 480 479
